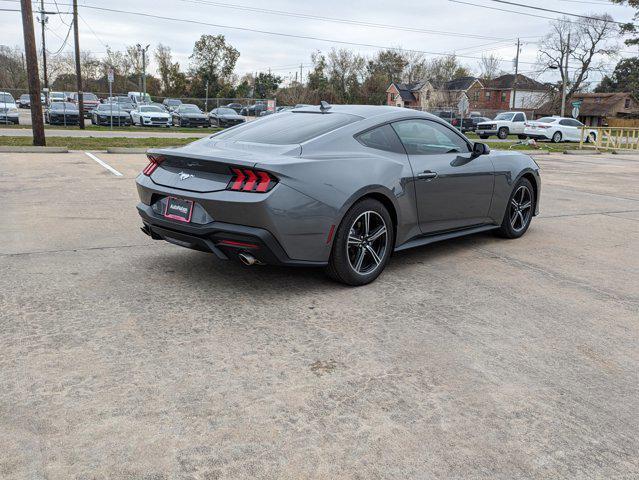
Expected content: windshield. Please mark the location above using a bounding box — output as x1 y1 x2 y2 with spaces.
181 105 201 113
83 93 98 101
115 97 131 103
216 108 236 115
51 102 76 110
536 117 558 123
214 111 361 145
166 99 181 105
140 106 163 113
494 113 515 121
20 94 29 100
51 92 65 99
0 93 14 103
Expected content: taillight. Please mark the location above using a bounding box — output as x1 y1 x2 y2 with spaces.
142 154 165 176
452 119 459 126
227 167 277 193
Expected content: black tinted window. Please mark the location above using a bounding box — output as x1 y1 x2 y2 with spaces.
391 119 470 155
214 112 360 145
356 124 405 154
513 113 525 122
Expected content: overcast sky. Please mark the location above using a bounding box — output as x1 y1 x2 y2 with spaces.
1 0 637 85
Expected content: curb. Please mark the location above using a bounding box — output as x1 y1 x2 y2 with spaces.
0 146 68 153
106 147 149 154
524 150 550 155
563 150 601 155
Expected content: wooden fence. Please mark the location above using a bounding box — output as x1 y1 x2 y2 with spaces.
580 127 639 151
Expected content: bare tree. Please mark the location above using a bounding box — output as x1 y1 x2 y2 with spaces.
402 50 429 83
478 53 504 81
327 48 366 103
0 45 27 89
537 14 618 97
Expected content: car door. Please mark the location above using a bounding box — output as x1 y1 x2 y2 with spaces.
512 112 526 134
392 118 495 234
558 119 578 141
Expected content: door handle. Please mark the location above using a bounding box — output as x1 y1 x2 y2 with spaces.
417 171 438 180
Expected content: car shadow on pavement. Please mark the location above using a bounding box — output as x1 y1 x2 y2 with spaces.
141 231 501 291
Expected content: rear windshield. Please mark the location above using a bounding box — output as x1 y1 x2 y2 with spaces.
536 117 558 123
214 112 360 145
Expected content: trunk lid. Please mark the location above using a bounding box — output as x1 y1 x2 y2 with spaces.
148 139 301 193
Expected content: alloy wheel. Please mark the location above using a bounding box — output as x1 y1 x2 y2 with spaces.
509 185 533 232
346 211 388 275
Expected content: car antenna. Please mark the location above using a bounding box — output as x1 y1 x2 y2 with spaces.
319 100 331 113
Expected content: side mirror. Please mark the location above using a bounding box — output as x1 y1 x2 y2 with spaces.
472 142 490 156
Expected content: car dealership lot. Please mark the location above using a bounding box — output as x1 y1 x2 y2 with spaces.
0 151 637 478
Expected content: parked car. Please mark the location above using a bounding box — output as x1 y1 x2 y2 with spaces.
523 116 597 143
149 102 169 112
226 102 243 114
208 107 246 128
91 103 132 126
171 104 209 127
0 91 19 124
128 91 152 105
45 102 80 125
107 96 136 113
130 104 171 127
240 103 267 116
49 91 66 104
18 94 30 108
69 92 100 117
136 104 540 285
451 116 492 133
476 111 528 139
162 98 182 112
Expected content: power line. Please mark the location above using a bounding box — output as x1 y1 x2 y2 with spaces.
449 0 599 25
20 1 543 67
176 0 516 41
485 0 628 25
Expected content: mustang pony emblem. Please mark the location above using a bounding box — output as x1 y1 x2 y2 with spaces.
178 172 194 181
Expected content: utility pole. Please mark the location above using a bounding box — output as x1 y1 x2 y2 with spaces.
72 0 84 129
560 32 570 118
39 0 48 89
142 44 149 100
511 38 520 109
299 63 303 85
20 0 46 145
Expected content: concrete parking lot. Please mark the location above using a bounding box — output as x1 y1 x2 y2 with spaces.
0 150 637 479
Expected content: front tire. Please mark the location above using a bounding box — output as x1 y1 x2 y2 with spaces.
326 198 393 286
496 178 535 239
479 135 489 139
497 127 509 139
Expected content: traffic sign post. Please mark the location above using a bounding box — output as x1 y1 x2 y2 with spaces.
457 93 470 131
107 68 114 130
571 100 582 119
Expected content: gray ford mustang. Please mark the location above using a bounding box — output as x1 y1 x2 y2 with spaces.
136 104 540 285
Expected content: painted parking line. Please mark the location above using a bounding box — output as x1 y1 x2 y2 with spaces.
84 151 123 177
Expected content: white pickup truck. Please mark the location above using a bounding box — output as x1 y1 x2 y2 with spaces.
476 111 528 140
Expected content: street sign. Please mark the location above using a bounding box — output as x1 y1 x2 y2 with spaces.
107 68 114 84
457 93 469 115
572 106 580 119
267 99 276 112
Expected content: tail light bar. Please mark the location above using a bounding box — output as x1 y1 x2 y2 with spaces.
227 167 277 193
142 154 165 176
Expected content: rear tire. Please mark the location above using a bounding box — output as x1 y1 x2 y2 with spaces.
496 178 535 239
551 131 562 143
479 135 489 139
325 198 394 286
517 134 527 140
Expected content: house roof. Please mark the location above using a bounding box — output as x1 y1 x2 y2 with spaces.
444 76 481 91
572 92 635 117
388 81 433 102
488 74 548 91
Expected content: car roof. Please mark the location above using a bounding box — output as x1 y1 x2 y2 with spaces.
291 104 448 123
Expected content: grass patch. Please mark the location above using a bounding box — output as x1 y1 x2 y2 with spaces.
0 136 199 150
3 123 219 134
486 141 582 152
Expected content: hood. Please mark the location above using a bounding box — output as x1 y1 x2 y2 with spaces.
216 114 244 120
0 102 17 110
180 112 207 118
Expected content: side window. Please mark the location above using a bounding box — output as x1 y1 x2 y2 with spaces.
356 124 406 154
513 113 525 122
391 119 470 155
559 119 573 126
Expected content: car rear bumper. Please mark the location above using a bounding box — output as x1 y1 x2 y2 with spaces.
523 131 552 140
136 174 335 265
137 203 327 266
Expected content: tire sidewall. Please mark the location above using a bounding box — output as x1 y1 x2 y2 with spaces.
327 198 394 286
498 127 508 139
499 178 535 239
552 131 562 143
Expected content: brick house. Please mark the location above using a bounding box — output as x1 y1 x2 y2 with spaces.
479 74 550 111
386 80 440 109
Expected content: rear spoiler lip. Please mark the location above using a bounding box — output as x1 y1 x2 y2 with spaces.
146 147 258 169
